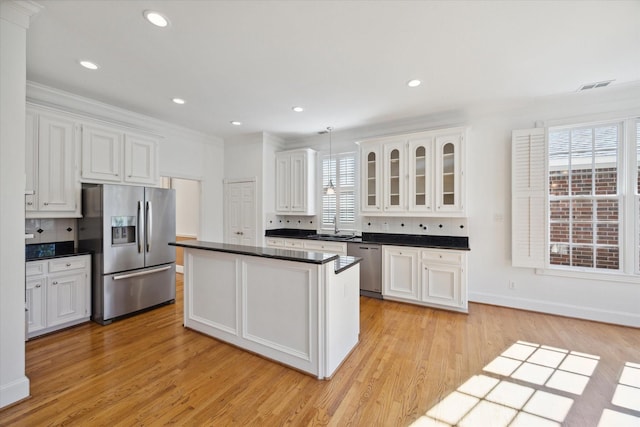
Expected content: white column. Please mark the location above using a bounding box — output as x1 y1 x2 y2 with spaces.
0 0 41 408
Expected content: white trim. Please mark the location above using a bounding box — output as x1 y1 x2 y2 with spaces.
176 265 184 274
0 1 42 28
0 375 30 408
469 291 640 328
223 177 257 184
535 268 640 285
540 109 640 130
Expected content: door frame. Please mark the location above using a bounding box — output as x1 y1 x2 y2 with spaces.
223 177 258 245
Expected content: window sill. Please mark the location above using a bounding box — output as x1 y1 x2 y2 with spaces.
535 267 640 284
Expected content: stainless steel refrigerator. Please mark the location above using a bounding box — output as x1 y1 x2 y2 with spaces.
78 184 176 324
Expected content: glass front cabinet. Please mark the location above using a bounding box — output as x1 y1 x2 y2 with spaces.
358 127 465 216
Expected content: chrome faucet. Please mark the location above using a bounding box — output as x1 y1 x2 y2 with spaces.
334 215 339 234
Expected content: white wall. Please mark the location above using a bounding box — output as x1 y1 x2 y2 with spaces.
172 178 200 237
0 0 40 409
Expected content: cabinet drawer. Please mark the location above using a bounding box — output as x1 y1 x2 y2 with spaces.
265 237 285 247
26 261 47 277
421 250 463 265
49 256 88 273
284 240 304 249
303 241 346 255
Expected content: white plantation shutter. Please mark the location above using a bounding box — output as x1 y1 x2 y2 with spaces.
512 128 546 268
321 153 356 230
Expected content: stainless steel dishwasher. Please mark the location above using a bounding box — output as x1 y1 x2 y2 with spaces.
347 242 382 299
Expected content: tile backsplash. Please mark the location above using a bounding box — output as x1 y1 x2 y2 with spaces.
264 212 468 237
25 218 76 244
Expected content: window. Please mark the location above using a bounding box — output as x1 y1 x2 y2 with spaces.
548 124 621 270
512 118 640 276
321 153 356 232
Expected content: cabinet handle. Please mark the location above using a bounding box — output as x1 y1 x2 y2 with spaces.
52 281 58 285
27 202 33 206
66 263 71 267
43 202 49 206
35 284 41 288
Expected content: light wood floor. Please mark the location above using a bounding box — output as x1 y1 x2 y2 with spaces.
1 274 638 426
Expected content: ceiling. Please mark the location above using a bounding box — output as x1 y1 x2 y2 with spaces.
25 0 640 141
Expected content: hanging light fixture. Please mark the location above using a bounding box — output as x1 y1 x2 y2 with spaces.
325 127 335 195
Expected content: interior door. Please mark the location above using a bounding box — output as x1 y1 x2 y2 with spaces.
225 180 257 246
145 187 176 267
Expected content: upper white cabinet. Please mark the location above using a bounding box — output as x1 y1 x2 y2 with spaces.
359 127 466 216
81 123 159 186
25 108 81 218
275 148 316 215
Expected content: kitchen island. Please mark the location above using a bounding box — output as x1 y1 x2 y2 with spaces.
169 240 361 379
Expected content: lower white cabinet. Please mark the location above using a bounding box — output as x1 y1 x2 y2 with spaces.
265 237 348 256
383 246 420 300
26 254 91 338
382 245 467 312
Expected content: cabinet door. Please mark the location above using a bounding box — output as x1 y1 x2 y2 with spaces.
275 155 291 212
361 145 382 213
46 272 87 328
37 114 77 212
81 124 122 182
408 136 434 212
435 132 463 213
383 141 406 212
289 152 308 212
25 110 38 211
124 133 158 185
383 246 419 300
421 262 461 308
26 277 46 334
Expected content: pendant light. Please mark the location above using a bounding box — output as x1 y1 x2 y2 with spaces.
325 127 335 195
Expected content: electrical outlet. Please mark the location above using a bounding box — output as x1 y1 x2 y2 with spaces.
509 281 516 290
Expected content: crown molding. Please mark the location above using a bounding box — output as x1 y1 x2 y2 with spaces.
0 0 42 28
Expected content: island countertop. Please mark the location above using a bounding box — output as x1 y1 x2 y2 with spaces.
170 240 361 274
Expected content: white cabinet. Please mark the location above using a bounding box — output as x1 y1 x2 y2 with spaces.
359 127 466 216
382 246 420 300
435 132 464 212
265 237 347 256
361 144 382 213
275 149 316 215
25 109 81 218
421 249 466 310
80 124 122 182
81 123 159 186
383 140 407 213
382 245 467 312
25 254 91 338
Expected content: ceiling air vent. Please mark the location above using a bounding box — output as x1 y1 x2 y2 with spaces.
578 80 614 92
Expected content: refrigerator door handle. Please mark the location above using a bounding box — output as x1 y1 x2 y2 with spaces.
112 265 172 281
137 201 142 253
146 200 152 252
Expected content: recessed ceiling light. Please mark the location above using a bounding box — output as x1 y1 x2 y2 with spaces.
172 98 185 105
143 10 170 28
407 79 421 88
230 121 242 126
79 60 99 70
292 106 304 112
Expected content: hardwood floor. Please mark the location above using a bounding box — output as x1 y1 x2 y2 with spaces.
1 274 639 426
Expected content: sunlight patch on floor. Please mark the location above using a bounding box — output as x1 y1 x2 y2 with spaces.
410 340 601 427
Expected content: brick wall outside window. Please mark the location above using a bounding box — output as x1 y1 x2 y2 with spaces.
549 167 619 270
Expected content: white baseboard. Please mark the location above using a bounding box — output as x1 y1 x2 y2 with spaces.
176 264 184 274
0 375 29 409
469 292 640 328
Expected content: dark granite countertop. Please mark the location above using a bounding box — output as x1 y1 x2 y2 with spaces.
334 256 361 274
26 241 92 261
170 240 339 265
264 229 470 250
